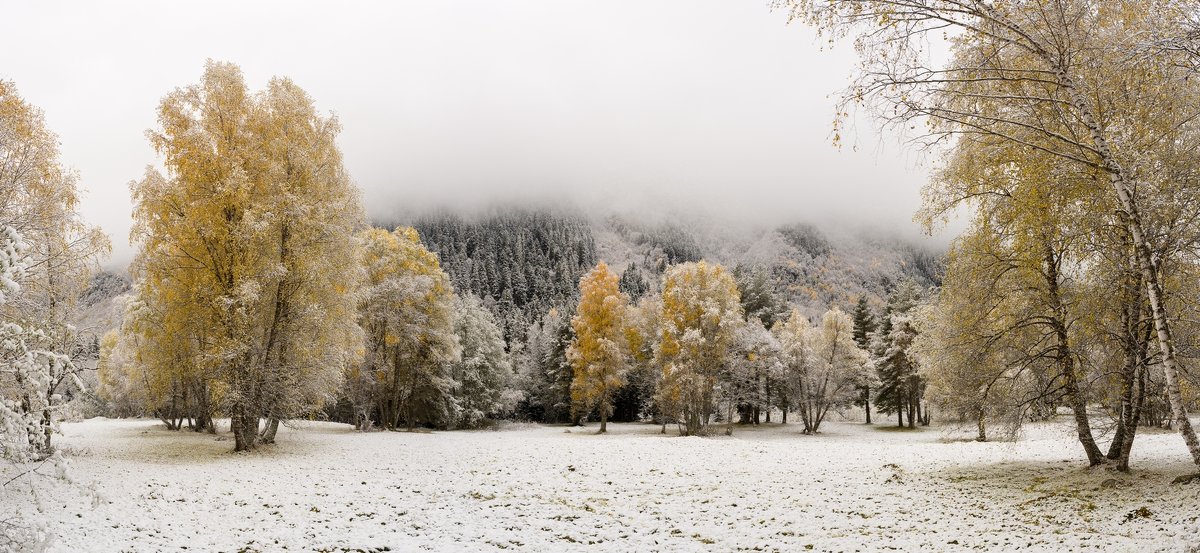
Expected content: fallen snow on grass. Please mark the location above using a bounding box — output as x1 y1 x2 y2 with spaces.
17 418 1200 552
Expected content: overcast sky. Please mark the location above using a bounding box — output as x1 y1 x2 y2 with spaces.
1 1 947 268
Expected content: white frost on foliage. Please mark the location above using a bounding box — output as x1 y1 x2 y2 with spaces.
447 293 517 428
0 226 28 303
1 225 78 551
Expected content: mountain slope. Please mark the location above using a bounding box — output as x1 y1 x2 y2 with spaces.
385 206 943 338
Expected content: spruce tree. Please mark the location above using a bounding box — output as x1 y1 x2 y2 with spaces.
734 265 784 327
873 281 924 428
851 296 876 423
618 262 650 301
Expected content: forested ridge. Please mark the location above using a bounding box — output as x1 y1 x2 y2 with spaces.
384 208 942 348
406 210 598 343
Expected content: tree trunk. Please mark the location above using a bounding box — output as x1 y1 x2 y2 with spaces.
231 411 260 452
1063 358 1103 465
764 380 772 423
977 409 987 442
260 417 280 444
864 385 872 424
906 397 916 429
406 401 416 432
1117 365 1147 472
1108 353 1137 461
41 400 53 452
599 409 607 434
1045 243 1105 466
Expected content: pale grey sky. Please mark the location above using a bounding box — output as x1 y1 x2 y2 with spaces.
1 1 946 268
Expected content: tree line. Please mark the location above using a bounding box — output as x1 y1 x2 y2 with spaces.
81 63 931 446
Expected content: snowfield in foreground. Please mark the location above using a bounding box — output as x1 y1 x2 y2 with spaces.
16 418 1200 552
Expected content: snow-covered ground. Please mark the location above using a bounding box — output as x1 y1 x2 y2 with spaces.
12 417 1200 552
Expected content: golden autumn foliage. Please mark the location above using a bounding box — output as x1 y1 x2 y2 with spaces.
127 61 364 450
653 261 743 436
567 262 630 433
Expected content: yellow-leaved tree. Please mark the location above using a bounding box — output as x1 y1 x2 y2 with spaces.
567 262 630 433
654 261 743 436
129 61 364 451
356 227 459 431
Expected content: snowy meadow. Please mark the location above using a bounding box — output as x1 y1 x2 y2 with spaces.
6 417 1194 552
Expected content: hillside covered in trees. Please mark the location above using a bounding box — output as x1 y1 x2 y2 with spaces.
384 207 942 346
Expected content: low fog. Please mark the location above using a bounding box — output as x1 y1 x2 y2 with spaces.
0 1 948 268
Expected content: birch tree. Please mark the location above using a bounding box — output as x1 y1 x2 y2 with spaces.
777 308 866 434
131 61 364 451
785 0 1200 467
916 229 1058 443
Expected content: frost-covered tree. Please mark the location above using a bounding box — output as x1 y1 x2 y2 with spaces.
654 261 743 436
850 296 876 423
567 262 630 433
874 282 927 428
0 225 73 553
877 316 923 429
511 310 553 422
96 325 144 419
618 262 651 301
359 227 460 431
914 234 1038 443
0 80 108 456
109 283 217 432
448 293 516 429
919 129 1136 462
777 308 866 434
786 0 1200 467
512 307 577 424
0 226 72 461
724 318 782 429
130 61 364 450
734 266 784 328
